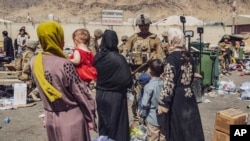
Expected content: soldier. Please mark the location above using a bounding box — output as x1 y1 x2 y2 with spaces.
219 35 232 74
118 35 128 57
89 29 103 54
15 40 41 101
88 29 103 90
161 31 169 59
125 13 163 120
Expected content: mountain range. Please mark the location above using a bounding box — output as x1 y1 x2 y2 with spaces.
0 0 249 23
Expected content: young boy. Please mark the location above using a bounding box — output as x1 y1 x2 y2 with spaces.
137 73 151 125
142 59 166 141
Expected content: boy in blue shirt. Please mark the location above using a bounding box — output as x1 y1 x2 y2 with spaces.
137 73 151 125
142 59 166 141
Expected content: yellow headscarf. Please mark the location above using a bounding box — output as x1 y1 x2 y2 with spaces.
33 21 66 102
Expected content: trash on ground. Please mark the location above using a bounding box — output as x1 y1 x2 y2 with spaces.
216 80 236 95
3 117 10 124
202 99 211 103
92 135 115 141
130 124 147 141
127 92 134 101
38 113 45 118
239 81 250 100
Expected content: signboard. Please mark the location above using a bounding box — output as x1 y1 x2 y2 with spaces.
102 10 123 25
102 18 123 25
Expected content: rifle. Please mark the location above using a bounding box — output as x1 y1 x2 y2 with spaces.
128 58 152 93
131 57 153 75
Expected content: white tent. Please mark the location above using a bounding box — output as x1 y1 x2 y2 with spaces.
153 15 203 26
225 15 250 26
0 18 12 23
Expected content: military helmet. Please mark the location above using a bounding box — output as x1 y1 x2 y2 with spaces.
20 26 25 30
26 40 39 49
121 35 128 41
135 13 152 26
223 35 230 39
162 31 168 37
94 29 103 38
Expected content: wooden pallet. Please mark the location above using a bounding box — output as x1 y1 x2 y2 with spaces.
0 79 22 85
0 71 18 74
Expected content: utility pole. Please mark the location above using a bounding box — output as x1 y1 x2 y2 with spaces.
232 0 237 34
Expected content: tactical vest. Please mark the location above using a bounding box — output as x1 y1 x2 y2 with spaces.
219 42 232 55
130 34 152 65
15 50 33 81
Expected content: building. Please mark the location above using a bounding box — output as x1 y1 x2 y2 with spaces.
225 14 250 34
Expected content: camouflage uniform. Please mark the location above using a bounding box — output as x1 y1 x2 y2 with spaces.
161 31 169 59
125 13 163 119
88 29 103 90
118 35 129 58
15 40 40 101
219 35 232 72
89 29 103 54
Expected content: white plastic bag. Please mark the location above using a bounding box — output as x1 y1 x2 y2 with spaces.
92 136 115 141
127 92 134 101
239 82 250 100
245 61 250 71
217 80 236 94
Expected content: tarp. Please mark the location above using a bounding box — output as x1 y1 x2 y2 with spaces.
153 15 203 26
225 15 250 26
0 18 12 23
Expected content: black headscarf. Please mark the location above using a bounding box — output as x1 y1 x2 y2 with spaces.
94 30 133 91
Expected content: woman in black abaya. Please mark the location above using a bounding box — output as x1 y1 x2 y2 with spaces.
158 28 205 141
94 30 133 141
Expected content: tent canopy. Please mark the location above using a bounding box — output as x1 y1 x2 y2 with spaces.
0 18 12 23
225 15 250 26
153 15 203 26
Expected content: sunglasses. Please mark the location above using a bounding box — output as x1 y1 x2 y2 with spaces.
122 40 127 42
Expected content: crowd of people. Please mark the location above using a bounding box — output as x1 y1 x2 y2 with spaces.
1 13 206 141
2 26 41 101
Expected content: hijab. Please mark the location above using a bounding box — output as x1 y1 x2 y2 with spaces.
37 21 66 57
33 21 66 102
100 30 119 52
167 28 186 54
94 30 132 91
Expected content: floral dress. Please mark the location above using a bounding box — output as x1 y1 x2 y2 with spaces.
158 51 205 141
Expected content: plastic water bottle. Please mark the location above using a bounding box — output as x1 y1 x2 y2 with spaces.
3 117 10 124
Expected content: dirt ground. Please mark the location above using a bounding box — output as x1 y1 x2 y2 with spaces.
0 71 250 141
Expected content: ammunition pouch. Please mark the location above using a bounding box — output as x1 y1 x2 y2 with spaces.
131 52 149 65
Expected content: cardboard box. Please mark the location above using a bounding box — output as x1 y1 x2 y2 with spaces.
215 108 248 134
213 130 229 141
13 83 27 105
